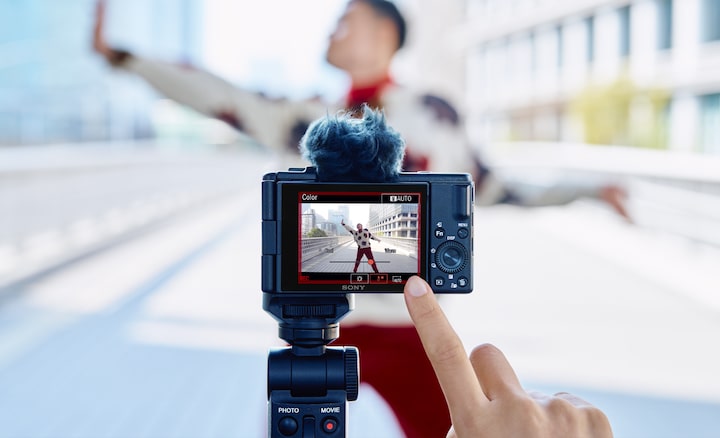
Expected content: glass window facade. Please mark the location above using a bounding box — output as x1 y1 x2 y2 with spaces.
700 93 720 154
586 15 595 63
657 0 673 49
619 5 632 57
556 24 564 68
0 0 202 145
702 0 720 42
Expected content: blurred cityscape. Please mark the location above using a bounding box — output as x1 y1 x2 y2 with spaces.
1 1 720 438
0 0 202 144
301 204 418 238
465 0 720 154
4 0 720 153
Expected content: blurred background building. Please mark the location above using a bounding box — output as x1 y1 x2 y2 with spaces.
5 0 720 156
464 0 720 155
0 0 204 144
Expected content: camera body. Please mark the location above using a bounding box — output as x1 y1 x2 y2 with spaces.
262 167 473 294
262 166 473 437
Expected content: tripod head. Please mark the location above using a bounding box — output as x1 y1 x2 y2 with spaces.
263 293 353 354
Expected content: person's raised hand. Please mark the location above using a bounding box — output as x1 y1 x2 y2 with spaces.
600 185 632 223
403 276 613 438
92 0 112 59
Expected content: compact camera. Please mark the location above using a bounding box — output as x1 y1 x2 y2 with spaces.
262 167 474 294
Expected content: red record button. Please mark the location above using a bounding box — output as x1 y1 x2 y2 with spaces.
322 418 338 433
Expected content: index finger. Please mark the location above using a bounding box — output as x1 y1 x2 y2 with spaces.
403 276 489 418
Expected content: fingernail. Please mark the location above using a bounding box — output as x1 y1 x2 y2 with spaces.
406 276 428 297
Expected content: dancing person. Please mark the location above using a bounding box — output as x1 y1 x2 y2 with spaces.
94 2 623 435
341 220 381 273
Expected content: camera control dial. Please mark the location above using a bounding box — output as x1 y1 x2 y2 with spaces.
434 241 468 274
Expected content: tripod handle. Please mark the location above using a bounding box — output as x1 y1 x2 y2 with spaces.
268 346 359 437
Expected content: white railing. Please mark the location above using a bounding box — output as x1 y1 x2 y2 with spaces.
380 237 419 258
301 235 353 261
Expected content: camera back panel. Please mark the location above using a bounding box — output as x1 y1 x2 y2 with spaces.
262 168 473 294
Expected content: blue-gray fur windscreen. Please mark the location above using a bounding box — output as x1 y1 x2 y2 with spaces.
300 105 406 182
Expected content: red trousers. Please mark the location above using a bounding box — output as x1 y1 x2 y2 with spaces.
340 324 451 438
354 247 379 273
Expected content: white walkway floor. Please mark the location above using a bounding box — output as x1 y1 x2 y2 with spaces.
0 148 719 437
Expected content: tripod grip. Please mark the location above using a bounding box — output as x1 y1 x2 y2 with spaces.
267 346 359 438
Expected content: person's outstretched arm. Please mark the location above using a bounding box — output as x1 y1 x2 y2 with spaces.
403 276 613 438
340 220 354 234
477 164 631 221
91 0 324 152
93 0 238 117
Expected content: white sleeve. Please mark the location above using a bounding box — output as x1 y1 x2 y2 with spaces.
383 88 475 175
383 88 607 207
494 171 605 206
123 56 239 120
121 56 331 153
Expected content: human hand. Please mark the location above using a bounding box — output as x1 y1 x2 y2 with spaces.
599 185 632 223
403 276 613 438
92 0 112 59
92 0 131 66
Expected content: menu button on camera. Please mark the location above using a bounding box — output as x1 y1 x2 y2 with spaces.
457 227 469 239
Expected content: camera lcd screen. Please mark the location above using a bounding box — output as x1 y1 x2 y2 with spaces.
281 183 428 292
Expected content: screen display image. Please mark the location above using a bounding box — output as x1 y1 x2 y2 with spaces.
297 191 422 287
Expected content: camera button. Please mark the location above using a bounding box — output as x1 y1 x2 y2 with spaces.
434 227 446 238
458 277 469 288
278 416 298 436
435 241 468 273
457 227 469 239
323 417 339 433
434 277 445 287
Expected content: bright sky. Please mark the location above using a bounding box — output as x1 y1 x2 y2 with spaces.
305 203 369 226
202 0 349 100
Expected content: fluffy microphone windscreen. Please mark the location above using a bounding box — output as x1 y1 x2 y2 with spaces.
300 105 405 182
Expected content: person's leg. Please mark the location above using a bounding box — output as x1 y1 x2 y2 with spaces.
367 250 379 273
340 324 451 438
353 249 363 272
